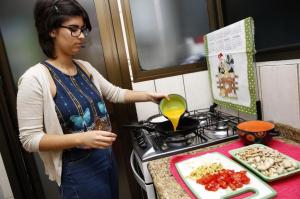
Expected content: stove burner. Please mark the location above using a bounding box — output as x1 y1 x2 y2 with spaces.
204 120 234 139
165 133 196 148
199 120 208 126
216 120 228 130
204 129 229 139
198 115 207 120
131 107 245 161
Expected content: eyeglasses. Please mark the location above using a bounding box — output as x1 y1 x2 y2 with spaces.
59 25 89 37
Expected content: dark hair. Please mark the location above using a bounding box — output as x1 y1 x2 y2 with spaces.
34 0 92 58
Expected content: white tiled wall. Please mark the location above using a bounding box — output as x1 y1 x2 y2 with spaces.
132 71 214 121
0 153 13 199
131 80 159 121
155 75 186 97
183 71 213 111
257 60 300 128
131 59 300 129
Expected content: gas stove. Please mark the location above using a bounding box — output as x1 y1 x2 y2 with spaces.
131 106 245 162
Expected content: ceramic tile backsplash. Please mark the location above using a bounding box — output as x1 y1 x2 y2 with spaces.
217 104 257 120
259 64 300 128
154 75 186 97
132 73 214 121
132 80 159 121
131 59 300 128
219 106 238 116
183 71 213 111
238 112 257 121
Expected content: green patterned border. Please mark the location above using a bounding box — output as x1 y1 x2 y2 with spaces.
204 17 257 115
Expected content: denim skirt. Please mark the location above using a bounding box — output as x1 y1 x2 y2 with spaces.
59 148 118 199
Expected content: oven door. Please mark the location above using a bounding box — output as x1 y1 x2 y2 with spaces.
130 151 158 199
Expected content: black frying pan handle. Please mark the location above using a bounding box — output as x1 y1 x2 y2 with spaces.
122 124 144 129
122 123 153 132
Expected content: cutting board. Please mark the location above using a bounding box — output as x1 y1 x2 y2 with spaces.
175 152 276 199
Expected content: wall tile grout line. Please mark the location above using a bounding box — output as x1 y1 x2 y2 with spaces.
181 75 187 98
258 65 264 120
153 80 160 113
256 59 300 67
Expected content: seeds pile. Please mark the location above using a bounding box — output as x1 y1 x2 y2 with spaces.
236 146 299 178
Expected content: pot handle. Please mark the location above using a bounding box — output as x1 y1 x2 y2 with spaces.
270 130 280 136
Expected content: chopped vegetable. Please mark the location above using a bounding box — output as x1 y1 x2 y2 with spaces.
189 163 223 180
196 169 250 192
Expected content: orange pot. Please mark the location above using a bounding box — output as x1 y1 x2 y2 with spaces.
237 120 279 145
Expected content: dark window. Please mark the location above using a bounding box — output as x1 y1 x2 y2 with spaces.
218 0 300 61
121 0 218 82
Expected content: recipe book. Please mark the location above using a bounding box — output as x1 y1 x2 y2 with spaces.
204 17 257 115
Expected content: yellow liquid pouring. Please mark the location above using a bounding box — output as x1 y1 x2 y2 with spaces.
163 108 185 131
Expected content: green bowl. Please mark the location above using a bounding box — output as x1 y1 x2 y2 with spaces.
159 94 187 117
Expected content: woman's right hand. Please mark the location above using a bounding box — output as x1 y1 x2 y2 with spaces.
80 130 117 149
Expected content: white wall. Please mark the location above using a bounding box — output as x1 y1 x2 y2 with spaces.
257 59 300 128
131 59 300 129
132 70 213 121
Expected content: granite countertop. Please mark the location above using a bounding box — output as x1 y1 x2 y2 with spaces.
147 123 300 199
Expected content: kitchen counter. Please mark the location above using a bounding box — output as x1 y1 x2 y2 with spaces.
147 123 300 199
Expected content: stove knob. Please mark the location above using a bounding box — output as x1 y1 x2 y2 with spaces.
140 142 147 149
137 137 147 149
133 129 143 137
137 139 147 149
133 129 147 149
137 138 145 145
136 134 143 140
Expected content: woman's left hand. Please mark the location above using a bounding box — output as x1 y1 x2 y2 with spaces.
147 92 169 104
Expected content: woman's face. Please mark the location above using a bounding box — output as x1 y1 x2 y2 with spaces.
50 16 86 57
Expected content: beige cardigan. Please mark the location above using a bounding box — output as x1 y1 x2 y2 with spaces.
17 60 126 185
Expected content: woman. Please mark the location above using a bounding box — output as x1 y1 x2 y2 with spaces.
17 0 167 198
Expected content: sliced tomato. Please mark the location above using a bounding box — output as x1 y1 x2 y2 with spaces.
218 180 228 189
241 176 250 184
234 181 243 188
195 168 250 192
197 175 214 185
228 182 237 191
205 182 219 191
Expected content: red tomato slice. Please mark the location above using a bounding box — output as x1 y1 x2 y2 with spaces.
218 180 228 189
228 182 237 191
195 169 250 192
205 182 219 191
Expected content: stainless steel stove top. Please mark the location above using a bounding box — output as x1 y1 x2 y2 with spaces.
131 107 245 162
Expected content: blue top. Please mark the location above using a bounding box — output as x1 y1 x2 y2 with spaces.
42 61 111 133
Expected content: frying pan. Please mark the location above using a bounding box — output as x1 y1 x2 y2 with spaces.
123 116 199 137
155 117 199 136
